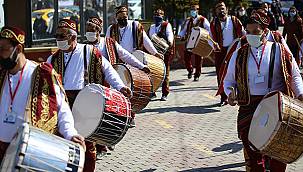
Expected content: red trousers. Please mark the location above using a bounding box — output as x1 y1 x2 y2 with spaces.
184 50 203 77
0 141 9 164
162 52 171 96
84 141 97 172
214 48 228 102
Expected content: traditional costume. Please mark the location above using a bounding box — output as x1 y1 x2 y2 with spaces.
210 2 245 104
105 6 158 55
223 12 303 171
0 26 78 163
179 5 210 80
48 19 126 172
148 9 174 99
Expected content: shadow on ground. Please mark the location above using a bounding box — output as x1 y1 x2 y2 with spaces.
141 105 220 115
212 141 243 154
179 162 245 172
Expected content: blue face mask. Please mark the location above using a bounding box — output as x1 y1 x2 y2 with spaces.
290 12 296 17
190 10 197 17
154 16 163 26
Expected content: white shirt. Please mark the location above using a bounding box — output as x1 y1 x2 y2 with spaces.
148 22 174 45
224 42 303 97
210 16 246 48
47 43 125 91
106 20 158 55
299 41 303 60
178 15 211 38
0 60 78 142
97 37 146 69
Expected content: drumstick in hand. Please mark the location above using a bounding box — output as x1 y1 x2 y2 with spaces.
227 86 238 105
207 35 221 51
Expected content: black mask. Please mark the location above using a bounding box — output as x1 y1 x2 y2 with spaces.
0 47 18 70
117 18 128 27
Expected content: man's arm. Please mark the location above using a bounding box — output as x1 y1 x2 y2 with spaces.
166 23 174 45
102 56 126 91
115 42 146 69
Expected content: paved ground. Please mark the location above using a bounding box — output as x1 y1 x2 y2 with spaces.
96 67 303 172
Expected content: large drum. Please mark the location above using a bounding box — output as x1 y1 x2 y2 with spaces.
1 123 85 172
186 27 214 57
72 84 132 146
132 50 166 92
113 64 152 113
151 34 170 55
249 91 303 164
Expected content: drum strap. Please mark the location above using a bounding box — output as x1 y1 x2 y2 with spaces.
83 45 89 85
132 21 137 50
268 43 276 90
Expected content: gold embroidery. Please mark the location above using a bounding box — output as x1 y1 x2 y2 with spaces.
40 79 50 122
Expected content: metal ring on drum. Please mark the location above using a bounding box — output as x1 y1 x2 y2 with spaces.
113 64 152 113
0 123 85 172
132 50 166 92
72 84 132 146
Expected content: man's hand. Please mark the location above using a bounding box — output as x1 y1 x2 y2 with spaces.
214 42 221 52
298 94 303 101
71 135 86 151
228 93 237 106
120 87 132 98
154 53 164 59
141 66 150 73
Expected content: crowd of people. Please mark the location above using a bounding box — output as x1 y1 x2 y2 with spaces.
1 0 303 172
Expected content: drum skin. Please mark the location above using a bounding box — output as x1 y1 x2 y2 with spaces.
132 50 166 92
249 91 303 164
186 27 213 57
113 64 152 113
0 123 85 172
72 84 132 146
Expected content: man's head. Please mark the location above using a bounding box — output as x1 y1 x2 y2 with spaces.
0 26 25 70
153 8 164 26
289 6 298 18
246 10 270 47
215 1 227 20
261 2 269 13
190 4 199 18
55 19 77 51
238 6 246 17
85 17 103 43
115 5 128 27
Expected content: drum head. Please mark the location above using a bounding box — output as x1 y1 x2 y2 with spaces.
0 123 29 172
249 93 281 150
113 64 133 89
132 50 146 65
72 84 105 138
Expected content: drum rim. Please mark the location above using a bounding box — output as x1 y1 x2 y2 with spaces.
113 63 135 91
73 84 106 138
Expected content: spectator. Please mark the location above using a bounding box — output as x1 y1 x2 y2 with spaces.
33 14 47 39
236 6 249 28
283 6 303 65
261 2 278 31
271 0 284 26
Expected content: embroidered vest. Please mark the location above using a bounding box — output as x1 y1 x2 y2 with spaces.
104 37 120 65
109 21 145 51
50 45 104 86
210 16 243 48
235 43 294 106
0 62 63 135
184 17 194 40
195 16 205 28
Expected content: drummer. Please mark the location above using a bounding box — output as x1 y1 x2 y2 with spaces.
224 11 303 171
148 8 174 101
85 17 150 73
179 3 211 81
0 26 85 163
210 1 245 106
47 19 132 172
105 5 163 59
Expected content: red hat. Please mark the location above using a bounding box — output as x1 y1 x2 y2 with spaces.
0 26 25 45
115 5 128 15
87 17 103 30
58 19 77 32
250 10 270 27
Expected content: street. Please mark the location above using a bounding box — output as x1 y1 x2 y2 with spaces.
96 67 303 172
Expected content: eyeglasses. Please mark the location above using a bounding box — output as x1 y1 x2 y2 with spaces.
54 33 70 39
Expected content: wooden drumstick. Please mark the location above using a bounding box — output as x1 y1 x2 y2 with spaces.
227 86 238 104
206 35 221 51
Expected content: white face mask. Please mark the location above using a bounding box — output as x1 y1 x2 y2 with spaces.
246 34 263 48
239 11 246 16
85 32 97 42
56 40 70 50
